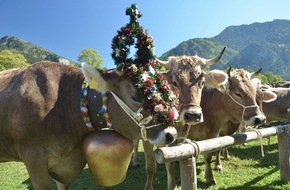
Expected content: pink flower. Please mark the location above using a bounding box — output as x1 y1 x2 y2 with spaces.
154 104 164 112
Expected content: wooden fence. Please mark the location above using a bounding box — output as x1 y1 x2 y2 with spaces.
154 123 290 190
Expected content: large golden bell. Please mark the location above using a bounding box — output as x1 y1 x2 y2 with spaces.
83 130 133 186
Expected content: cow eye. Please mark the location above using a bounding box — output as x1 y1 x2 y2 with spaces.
172 81 178 88
235 92 242 98
199 80 205 87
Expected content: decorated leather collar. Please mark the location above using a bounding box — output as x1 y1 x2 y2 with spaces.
80 80 112 131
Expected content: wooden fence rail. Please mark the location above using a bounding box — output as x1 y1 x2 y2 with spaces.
154 124 290 190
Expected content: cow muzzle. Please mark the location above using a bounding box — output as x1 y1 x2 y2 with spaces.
245 114 266 126
184 110 203 123
148 126 178 146
180 106 203 125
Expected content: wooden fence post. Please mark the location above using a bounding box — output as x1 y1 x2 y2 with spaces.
155 124 290 188
179 157 197 190
278 129 290 183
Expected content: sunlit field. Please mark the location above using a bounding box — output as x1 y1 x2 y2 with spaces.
1 136 290 190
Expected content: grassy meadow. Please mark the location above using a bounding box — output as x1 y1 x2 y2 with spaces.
1 136 290 190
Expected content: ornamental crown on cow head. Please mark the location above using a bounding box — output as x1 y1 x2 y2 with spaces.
110 4 179 127
80 4 180 145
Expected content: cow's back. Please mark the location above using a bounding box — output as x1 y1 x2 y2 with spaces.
0 62 87 161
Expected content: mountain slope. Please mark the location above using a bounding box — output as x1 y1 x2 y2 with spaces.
160 19 290 79
159 38 239 68
0 36 63 64
211 19 290 51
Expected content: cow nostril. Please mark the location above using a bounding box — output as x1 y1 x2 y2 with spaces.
165 133 174 144
185 112 202 121
254 117 266 125
184 113 190 120
196 113 202 119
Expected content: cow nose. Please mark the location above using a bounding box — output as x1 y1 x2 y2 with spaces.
165 133 175 144
254 115 266 125
184 111 202 122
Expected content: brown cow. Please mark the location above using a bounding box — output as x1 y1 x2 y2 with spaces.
215 86 277 171
165 68 267 189
215 81 286 170
275 81 290 88
0 61 178 190
135 48 229 190
132 48 226 165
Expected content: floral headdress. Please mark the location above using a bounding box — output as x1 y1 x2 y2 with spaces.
111 4 178 126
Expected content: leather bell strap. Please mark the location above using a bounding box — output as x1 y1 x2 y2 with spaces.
109 92 162 141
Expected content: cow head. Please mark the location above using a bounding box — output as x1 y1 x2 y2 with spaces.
156 47 227 125
251 77 277 107
220 68 268 126
234 78 277 132
81 63 177 146
255 88 277 113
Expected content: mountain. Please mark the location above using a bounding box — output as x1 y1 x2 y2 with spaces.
159 38 239 68
159 19 290 80
2 19 290 79
0 36 69 64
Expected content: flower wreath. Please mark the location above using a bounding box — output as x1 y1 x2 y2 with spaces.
111 4 178 126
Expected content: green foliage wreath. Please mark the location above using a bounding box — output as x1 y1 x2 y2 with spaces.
111 4 178 126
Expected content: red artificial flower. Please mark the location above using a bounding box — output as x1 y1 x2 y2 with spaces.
126 70 134 78
158 73 165 80
169 110 175 120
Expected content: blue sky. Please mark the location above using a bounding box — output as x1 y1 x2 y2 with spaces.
1 1 290 69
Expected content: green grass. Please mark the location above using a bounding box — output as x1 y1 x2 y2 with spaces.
1 136 290 189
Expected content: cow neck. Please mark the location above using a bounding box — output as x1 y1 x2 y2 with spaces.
80 80 112 131
108 91 165 141
80 80 166 141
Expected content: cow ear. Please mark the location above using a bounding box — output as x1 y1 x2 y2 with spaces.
204 70 228 92
262 90 277 103
251 78 262 89
81 62 110 92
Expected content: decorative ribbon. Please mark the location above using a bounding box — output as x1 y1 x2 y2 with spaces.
99 92 112 129
80 80 94 131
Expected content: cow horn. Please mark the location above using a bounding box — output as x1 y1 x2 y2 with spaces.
203 47 226 68
155 58 170 70
249 68 262 79
227 67 232 77
116 63 125 76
